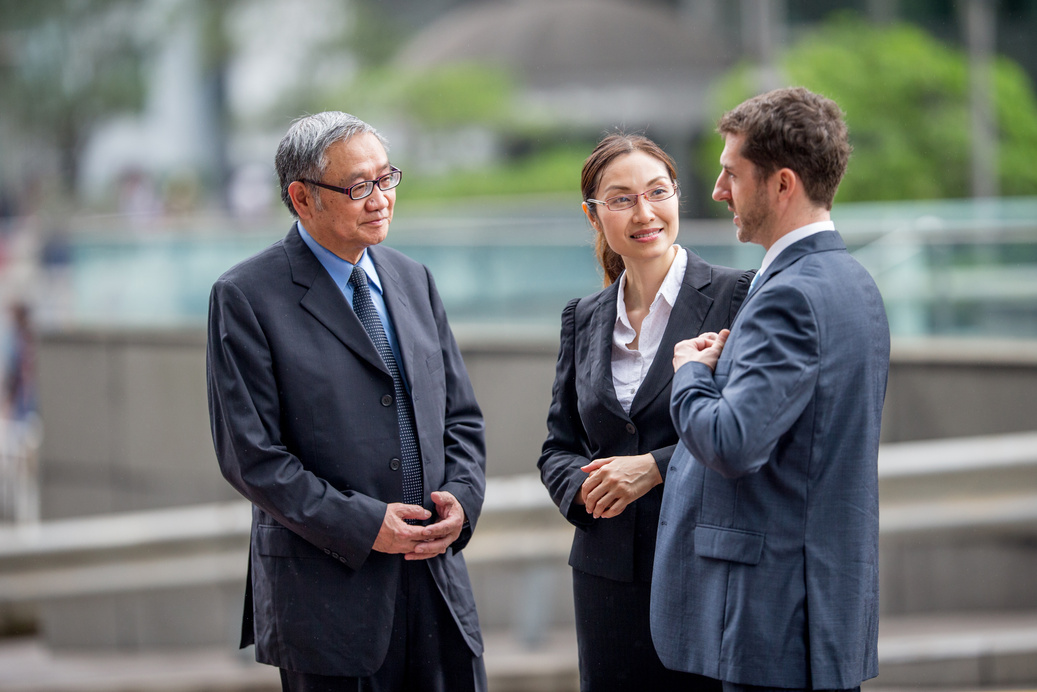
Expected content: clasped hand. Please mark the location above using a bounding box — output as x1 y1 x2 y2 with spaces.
673 329 729 373
373 490 465 560
576 453 661 519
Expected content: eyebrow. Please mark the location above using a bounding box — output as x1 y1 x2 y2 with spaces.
601 175 669 195
346 160 392 183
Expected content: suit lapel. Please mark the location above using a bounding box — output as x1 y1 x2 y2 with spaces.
742 230 846 308
629 253 714 417
284 225 389 376
587 284 631 422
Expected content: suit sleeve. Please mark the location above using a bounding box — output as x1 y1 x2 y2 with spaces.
653 266 753 481
207 278 385 570
425 267 486 551
670 282 820 479
538 299 596 527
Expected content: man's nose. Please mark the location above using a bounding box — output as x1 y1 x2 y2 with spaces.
366 186 389 208
712 178 729 202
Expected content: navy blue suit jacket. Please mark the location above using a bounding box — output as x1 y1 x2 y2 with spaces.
207 225 485 676
539 252 753 582
652 231 890 689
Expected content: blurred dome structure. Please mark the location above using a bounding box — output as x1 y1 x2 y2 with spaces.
393 0 736 135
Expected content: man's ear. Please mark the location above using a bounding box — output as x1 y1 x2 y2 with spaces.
287 180 315 220
775 168 798 201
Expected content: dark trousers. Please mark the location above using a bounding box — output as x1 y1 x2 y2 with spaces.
573 568 721 692
723 683 862 692
279 560 486 692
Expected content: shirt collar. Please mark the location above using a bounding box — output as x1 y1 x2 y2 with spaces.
296 221 383 295
758 220 835 277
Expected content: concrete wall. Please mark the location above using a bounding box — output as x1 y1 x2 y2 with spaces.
37 330 238 520
28 328 1037 651
36 329 1037 520
883 339 1037 443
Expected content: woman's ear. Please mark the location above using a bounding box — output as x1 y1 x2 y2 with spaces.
582 201 601 232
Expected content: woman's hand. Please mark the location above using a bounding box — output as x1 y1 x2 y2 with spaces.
579 453 661 519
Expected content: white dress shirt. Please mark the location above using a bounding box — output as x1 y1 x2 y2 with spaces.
611 246 687 414
757 220 835 278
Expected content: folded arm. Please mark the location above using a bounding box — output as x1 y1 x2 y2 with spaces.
670 285 820 478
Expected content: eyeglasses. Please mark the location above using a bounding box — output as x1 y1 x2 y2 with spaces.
586 182 679 211
299 167 402 201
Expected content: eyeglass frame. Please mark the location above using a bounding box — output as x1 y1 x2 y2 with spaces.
586 181 680 212
298 166 403 201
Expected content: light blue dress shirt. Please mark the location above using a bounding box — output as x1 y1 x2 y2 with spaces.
296 222 408 385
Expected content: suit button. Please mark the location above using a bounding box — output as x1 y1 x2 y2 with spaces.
389 458 401 471
323 548 331 555
381 394 393 406
625 423 636 434
339 557 347 563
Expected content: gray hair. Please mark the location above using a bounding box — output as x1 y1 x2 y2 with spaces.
275 111 389 217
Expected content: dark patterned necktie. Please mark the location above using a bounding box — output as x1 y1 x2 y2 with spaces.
349 265 424 508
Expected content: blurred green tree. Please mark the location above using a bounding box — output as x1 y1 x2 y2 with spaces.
0 1 150 196
303 60 587 200
700 14 1037 202
320 63 517 129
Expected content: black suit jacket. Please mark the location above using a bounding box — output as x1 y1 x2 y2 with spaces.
538 252 752 582
206 224 486 676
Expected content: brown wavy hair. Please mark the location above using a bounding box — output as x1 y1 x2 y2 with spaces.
581 133 678 287
717 87 851 210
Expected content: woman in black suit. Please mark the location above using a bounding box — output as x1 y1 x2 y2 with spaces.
538 133 753 691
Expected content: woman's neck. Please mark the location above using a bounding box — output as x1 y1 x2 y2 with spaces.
622 245 678 313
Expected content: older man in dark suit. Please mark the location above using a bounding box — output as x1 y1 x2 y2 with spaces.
207 111 486 691
652 87 890 692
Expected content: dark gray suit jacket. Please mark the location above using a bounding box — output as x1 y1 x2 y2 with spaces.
539 252 753 582
207 225 485 676
652 231 890 689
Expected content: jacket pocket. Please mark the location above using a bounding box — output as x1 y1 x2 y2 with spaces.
694 524 764 565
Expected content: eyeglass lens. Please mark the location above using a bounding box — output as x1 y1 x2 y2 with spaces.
603 184 677 211
350 169 402 200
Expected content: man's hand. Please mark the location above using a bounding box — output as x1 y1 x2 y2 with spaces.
407 491 466 561
578 453 662 519
673 329 729 373
372 503 432 555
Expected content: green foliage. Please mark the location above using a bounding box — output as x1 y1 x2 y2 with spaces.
293 54 580 201
402 143 586 201
311 63 517 129
700 15 1037 201
347 1 407 69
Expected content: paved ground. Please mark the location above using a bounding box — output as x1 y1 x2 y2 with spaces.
0 628 580 692
2 614 1037 692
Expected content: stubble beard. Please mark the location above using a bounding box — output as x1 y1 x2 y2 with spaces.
735 186 773 246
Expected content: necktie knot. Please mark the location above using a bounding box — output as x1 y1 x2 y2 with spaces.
350 265 368 291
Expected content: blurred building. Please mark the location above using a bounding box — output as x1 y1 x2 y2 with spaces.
393 0 736 214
